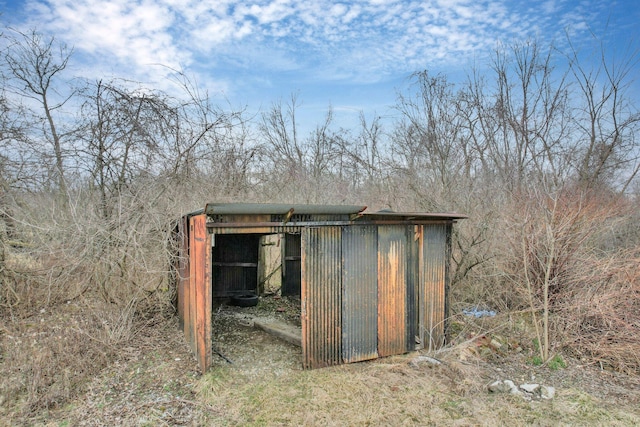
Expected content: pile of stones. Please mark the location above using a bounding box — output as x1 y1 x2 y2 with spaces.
488 380 556 400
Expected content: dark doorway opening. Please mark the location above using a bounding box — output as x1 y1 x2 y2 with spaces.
212 233 302 300
212 234 261 297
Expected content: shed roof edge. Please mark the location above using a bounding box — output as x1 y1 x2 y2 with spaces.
204 203 368 216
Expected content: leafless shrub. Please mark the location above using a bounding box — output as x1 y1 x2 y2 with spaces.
492 187 636 365
555 252 640 373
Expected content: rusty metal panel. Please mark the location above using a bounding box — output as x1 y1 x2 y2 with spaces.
189 214 212 372
377 225 407 357
208 225 304 235
421 224 448 351
405 226 420 352
342 226 378 363
301 226 342 369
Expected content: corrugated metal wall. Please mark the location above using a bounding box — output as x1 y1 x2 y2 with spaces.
301 227 342 369
301 223 452 368
342 226 378 363
377 225 408 357
421 224 449 351
177 213 453 372
405 226 420 352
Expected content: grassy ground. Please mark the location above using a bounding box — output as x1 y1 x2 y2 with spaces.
1 302 639 426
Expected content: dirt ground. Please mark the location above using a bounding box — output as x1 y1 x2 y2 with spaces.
2 296 640 426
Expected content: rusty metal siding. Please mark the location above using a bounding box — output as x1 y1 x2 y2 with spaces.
175 202 460 373
377 225 407 357
421 224 448 351
207 225 304 235
188 214 212 373
342 226 378 363
444 223 452 338
405 226 420 352
301 226 342 369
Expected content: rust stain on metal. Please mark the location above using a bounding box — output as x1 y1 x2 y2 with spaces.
422 224 448 351
186 214 212 373
377 225 407 357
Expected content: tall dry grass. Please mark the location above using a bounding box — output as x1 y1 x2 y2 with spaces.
0 180 194 419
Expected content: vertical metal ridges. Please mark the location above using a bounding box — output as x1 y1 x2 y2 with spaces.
422 224 447 351
302 227 342 369
176 205 459 373
342 226 378 363
377 225 407 357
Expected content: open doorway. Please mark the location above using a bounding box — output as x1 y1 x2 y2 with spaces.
211 233 301 300
211 232 303 356
258 232 302 298
211 233 260 298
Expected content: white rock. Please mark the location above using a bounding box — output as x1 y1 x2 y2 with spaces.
488 380 510 393
520 383 540 394
503 380 517 390
410 356 442 367
509 387 523 396
500 380 521 395
541 385 556 399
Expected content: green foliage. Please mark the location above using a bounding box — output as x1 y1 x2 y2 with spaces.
532 338 540 352
548 354 567 370
529 355 544 366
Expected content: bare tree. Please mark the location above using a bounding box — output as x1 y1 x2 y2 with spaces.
564 34 640 192
354 112 385 181
394 71 468 191
3 29 74 198
460 40 573 191
260 93 306 178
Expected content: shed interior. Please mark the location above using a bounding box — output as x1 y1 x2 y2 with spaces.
211 232 302 300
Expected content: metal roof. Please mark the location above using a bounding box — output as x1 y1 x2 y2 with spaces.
185 203 467 222
361 211 468 221
204 203 368 216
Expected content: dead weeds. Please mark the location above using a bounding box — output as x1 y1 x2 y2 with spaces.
2 302 639 426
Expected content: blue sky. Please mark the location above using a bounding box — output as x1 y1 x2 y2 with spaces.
1 0 639 130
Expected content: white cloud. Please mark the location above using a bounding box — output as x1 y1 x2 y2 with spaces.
12 0 621 96
24 0 187 70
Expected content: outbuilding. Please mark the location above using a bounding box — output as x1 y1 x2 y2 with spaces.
173 203 466 371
